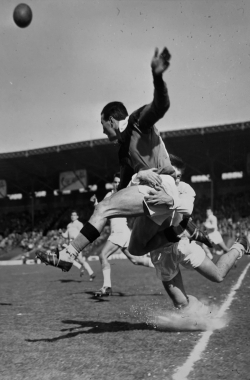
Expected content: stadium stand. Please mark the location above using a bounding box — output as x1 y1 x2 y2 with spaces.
0 121 249 259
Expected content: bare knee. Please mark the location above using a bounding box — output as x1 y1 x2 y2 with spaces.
99 251 109 263
213 274 224 283
195 265 224 283
99 254 110 270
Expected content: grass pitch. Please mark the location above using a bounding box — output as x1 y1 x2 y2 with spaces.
1 258 250 380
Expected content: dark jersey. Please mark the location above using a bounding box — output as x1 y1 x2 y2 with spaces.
117 74 175 190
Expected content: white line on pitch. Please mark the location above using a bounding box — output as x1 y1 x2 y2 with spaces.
172 262 250 380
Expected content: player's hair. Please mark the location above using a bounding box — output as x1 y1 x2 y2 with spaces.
101 102 128 121
113 172 120 180
206 207 213 212
71 210 78 216
169 154 186 172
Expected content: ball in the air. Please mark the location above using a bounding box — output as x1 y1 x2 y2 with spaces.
13 3 33 28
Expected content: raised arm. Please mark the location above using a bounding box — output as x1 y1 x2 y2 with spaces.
138 47 171 131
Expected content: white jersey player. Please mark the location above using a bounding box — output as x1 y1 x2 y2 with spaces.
204 208 229 254
62 211 95 281
148 157 206 308
94 173 154 297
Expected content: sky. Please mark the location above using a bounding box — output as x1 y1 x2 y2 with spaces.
0 0 249 153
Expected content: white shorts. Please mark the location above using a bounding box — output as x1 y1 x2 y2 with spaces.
208 231 223 245
137 175 179 226
108 224 131 248
150 238 206 282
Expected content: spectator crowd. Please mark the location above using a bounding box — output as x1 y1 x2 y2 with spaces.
0 190 249 258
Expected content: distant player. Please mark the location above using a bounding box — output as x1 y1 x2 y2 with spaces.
93 173 154 297
203 208 229 255
61 211 95 281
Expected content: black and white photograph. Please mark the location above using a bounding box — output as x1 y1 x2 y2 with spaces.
0 1 250 379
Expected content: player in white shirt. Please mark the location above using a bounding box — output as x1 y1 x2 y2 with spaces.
95 158 206 310
203 208 229 255
62 211 95 281
146 156 206 309
93 173 154 297
144 156 249 311
94 156 211 312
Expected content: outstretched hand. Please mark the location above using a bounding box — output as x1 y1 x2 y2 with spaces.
151 47 171 75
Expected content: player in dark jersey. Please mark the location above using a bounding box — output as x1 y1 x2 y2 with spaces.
37 43 250 309
38 47 214 271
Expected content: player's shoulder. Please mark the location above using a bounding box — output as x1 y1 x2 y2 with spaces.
129 106 145 124
128 105 149 130
178 181 196 196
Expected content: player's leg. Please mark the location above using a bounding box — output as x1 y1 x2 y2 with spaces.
194 235 249 282
162 269 189 308
88 186 147 229
73 252 85 276
172 217 213 248
95 240 120 297
37 184 211 270
160 235 248 285
128 213 213 258
72 260 82 271
128 216 166 256
99 240 120 285
149 243 209 322
37 186 147 270
150 243 202 311
78 252 95 281
122 248 154 267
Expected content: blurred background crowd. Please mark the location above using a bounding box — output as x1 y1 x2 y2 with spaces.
0 189 249 259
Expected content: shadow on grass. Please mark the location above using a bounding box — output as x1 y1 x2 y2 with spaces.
25 319 154 342
85 291 163 298
84 290 125 301
80 290 136 302
0 303 12 306
67 291 163 302
52 279 83 283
